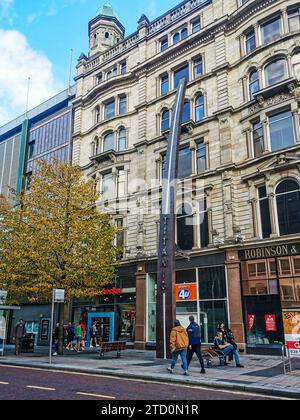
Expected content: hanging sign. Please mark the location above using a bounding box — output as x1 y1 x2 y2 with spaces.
248 315 255 332
265 314 277 332
54 289 65 303
176 284 197 302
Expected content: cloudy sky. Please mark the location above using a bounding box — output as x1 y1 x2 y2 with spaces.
0 0 176 127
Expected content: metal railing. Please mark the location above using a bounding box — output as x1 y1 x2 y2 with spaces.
282 345 292 375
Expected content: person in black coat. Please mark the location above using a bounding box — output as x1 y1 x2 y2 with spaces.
217 322 237 362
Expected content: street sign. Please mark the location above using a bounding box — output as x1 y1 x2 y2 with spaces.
54 289 65 303
0 291 7 305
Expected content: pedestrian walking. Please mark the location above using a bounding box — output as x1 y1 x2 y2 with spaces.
75 323 82 352
52 323 59 356
186 316 206 374
14 319 26 356
167 320 189 376
65 322 75 351
89 322 98 349
80 320 86 351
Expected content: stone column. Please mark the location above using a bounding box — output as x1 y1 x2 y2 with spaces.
245 128 252 158
226 250 246 350
282 8 289 34
249 198 259 238
262 117 270 153
268 193 278 237
287 55 293 78
134 263 147 350
254 24 261 48
292 108 300 143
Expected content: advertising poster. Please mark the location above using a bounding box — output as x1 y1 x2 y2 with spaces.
248 315 255 332
175 283 197 302
265 314 277 332
283 312 300 357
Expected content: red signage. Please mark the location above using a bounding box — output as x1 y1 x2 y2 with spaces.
175 284 197 302
248 315 255 331
101 288 123 296
265 314 277 332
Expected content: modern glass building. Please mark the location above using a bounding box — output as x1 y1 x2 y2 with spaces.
0 86 75 346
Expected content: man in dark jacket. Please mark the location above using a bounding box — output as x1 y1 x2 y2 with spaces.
187 316 206 374
14 319 26 356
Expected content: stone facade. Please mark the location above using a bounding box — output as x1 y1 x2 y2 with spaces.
73 0 300 350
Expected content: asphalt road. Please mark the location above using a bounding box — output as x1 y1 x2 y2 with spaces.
0 365 281 401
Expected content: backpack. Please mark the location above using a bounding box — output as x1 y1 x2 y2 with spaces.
191 323 201 340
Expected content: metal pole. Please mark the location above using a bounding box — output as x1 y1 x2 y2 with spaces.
163 292 167 359
49 289 55 365
68 49 73 96
282 345 286 375
286 345 292 373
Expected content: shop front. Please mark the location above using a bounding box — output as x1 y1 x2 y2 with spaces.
72 266 136 344
240 243 300 356
146 253 229 347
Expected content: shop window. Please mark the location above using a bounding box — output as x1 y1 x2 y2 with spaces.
280 279 296 301
264 59 287 87
248 261 267 277
176 269 196 284
294 257 300 274
198 266 226 300
269 110 295 152
261 16 282 45
199 300 228 344
279 258 292 276
276 179 300 236
176 203 194 251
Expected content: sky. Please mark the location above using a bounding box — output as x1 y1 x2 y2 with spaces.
0 0 177 127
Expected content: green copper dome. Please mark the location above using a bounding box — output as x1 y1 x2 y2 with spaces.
97 1 120 20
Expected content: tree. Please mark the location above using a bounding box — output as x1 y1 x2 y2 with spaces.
0 161 117 354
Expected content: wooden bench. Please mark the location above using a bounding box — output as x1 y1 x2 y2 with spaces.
99 341 126 359
202 346 225 368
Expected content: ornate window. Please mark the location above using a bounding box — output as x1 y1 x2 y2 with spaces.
102 172 113 201
161 73 169 95
288 7 300 32
118 128 127 152
177 203 194 251
119 95 127 115
182 100 191 123
103 132 114 152
160 36 168 52
199 198 209 248
197 142 207 173
193 56 203 78
252 120 264 157
245 29 256 54
178 146 192 179
269 110 295 151
161 109 170 132
249 69 260 99
292 51 300 80
95 105 101 124
104 100 115 120
174 64 189 88
258 185 272 238
264 59 287 87
261 16 282 45
173 27 188 45
276 180 300 236
192 17 201 33
195 94 205 122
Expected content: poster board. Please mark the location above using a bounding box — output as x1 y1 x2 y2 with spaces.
283 311 300 357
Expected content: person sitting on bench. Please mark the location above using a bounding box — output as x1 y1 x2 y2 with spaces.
214 332 244 368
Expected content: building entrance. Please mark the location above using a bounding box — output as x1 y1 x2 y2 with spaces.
86 312 115 345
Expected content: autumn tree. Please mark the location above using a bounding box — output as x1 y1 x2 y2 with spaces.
0 161 117 354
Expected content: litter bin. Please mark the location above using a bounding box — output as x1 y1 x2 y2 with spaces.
21 334 35 353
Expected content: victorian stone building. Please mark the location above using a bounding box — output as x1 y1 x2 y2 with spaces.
72 0 300 355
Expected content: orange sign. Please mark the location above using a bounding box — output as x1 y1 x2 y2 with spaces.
176 283 198 302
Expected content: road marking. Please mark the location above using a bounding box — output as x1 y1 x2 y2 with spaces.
77 392 116 399
0 365 292 400
26 385 56 391
0 381 9 385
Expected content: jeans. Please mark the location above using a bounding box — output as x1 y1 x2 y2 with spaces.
15 338 23 356
187 344 205 371
171 349 188 371
222 345 240 365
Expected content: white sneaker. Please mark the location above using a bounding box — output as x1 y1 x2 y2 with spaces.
53 352 58 356
167 367 173 374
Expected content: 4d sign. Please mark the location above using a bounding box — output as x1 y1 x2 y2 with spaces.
0 291 7 305
176 284 197 302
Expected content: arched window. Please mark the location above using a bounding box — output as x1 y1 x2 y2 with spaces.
161 109 170 132
182 100 191 123
292 51 300 80
265 58 287 87
276 180 300 236
103 132 114 152
118 128 126 152
249 69 260 100
195 94 205 122
173 32 180 44
177 203 194 251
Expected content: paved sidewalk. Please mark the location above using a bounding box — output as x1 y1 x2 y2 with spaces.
0 347 299 399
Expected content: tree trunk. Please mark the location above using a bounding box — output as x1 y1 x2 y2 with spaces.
58 302 65 356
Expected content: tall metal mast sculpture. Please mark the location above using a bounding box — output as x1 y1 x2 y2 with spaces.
156 78 187 359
